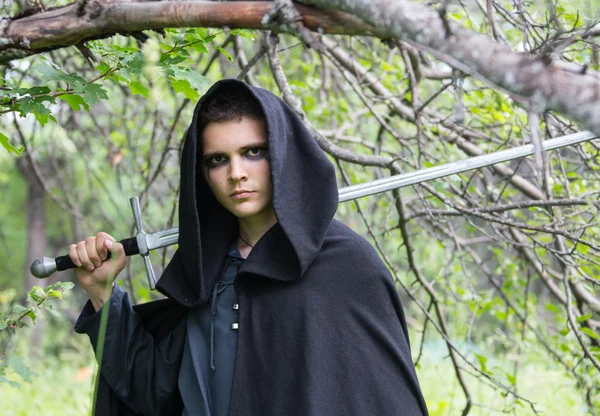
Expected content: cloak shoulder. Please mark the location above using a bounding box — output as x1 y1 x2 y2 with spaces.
229 219 429 416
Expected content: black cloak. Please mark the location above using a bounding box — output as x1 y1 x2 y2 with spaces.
77 79 428 416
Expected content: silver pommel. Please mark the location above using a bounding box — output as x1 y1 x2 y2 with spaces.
30 257 58 279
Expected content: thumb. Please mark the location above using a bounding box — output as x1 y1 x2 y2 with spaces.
105 239 125 258
104 239 126 272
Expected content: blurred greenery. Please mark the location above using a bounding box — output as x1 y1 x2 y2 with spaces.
0 0 599 414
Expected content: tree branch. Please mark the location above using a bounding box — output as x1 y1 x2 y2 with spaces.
303 0 600 135
0 0 379 63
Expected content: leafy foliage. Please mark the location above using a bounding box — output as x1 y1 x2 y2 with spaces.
0 0 598 414
0 282 74 387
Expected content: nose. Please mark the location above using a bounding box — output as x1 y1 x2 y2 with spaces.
228 156 248 182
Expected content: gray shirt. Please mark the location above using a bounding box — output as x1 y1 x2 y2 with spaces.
179 243 244 416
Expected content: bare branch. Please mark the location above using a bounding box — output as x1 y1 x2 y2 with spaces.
0 0 379 63
303 0 600 135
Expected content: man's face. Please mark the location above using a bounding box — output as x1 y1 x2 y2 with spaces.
201 117 274 221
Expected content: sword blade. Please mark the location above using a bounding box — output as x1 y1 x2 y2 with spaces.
339 131 596 202
145 227 179 251
126 131 600 253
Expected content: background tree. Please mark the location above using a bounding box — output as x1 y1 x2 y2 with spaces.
0 0 598 414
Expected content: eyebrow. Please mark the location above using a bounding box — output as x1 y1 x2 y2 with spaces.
202 142 268 159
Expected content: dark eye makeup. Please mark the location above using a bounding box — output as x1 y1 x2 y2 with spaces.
203 145 269 169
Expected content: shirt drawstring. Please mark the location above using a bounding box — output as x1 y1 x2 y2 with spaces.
210 277 230 372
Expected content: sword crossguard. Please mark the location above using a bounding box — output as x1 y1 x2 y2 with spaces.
129 197 156 290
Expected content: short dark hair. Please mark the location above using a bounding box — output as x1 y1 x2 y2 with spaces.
198 86 265 125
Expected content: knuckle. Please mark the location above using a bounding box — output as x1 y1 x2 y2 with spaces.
86 236 96 243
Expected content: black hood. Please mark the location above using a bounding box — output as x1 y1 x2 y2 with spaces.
156 79 339 307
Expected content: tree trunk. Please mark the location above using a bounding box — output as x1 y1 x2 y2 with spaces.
16 156 47 348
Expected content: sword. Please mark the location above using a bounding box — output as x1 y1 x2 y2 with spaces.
30 130 598 289
30 198 178 290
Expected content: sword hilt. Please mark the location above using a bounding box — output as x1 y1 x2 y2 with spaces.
130 197 157 290
31 197 160 291
30 237 139 278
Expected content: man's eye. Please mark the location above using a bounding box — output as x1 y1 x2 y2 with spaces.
205 155 226 166
247 147 266 157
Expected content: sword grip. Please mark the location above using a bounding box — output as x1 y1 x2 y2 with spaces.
57 237 139 272
31 237 140 278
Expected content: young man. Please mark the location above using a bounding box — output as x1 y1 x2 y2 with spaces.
72 79 428 416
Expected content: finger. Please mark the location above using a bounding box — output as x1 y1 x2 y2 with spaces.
105 239 125 262
96 232 115 261
68 244 82 267
86 237 102 268
105 240 126 274
76 241 94 271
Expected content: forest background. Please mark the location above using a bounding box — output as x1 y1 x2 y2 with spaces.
0 0 599 415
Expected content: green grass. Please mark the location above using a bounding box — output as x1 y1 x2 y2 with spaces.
419 357 589 415
1 359 93 416
0 336 594 415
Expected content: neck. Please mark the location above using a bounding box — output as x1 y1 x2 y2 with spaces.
237 207 277 256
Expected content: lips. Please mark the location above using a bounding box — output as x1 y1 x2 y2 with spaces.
230 190 254 199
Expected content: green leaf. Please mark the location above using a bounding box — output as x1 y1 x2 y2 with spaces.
60 73 87 89
34 62 87 88
182 71 210 94
8 356 36 383
48 281 74 291
159 55 187 67
26 310 36 322
12 305 28 315
26 86 51 95
129 81 150 98
33 62 63 82
189 41 208 53
576 313 592 323
230 29 255 39
215 45 233 62
95 62 111 74
29 286 46 301
58 94 89 111
46 290 62 299
0 133 24 155
506 373 516 385
82 83 108 105
0 375 20 388
45 307 60 317
27 290 43 303
171 79 199 101
170 67 210 96
581 327 599 340
122 52 145 75
16 96 56 125
558 327 569 336
474 353 489 373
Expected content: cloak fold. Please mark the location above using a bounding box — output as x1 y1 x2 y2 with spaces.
83 297 187 416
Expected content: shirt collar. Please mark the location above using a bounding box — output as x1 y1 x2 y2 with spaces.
227 241 245 261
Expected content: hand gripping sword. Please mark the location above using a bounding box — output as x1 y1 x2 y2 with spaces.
30 131 597 289
30 197 177 290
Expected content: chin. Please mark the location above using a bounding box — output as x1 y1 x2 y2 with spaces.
229 204 266 219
